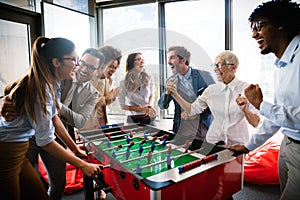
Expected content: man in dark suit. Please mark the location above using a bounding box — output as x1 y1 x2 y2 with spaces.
158 46 215 144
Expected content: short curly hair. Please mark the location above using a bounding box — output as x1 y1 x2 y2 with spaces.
249 0 300 37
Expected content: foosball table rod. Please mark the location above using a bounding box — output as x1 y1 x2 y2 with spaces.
130 146 204 172
82 126 137 140
119 140 185 164
106 130 158 144
117 142 168 162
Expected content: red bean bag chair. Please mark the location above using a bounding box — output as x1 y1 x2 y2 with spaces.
244 135 282 185
38 156 84 194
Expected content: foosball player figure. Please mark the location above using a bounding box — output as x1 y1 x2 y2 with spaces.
160 134 168 141
112 150 116 159
138 144 144 156
126 134 131 144
184 140 190 153
143 132 148 140
147 150 152 164
112 144 122 154
162 139 167 149
126 148 131 160
121 124 125 133
117 144 122 150
166 154 172 169
150 141 156 152
167 145 173 155
136 163 142 176
128 141 134 149
151 136 157 142
106 138 112 148
129 130 133 138
140 138 146 145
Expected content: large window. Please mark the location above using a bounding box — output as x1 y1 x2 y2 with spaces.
163 0 224 117
165 0 225 70
0 0 39 12
102 3 160 120
53 0 89 14
0 2 40 96
0 19 30 95
100 1 225 120
98 0 300 123
233 0 300 103
42 2 95 56
232 0 275 103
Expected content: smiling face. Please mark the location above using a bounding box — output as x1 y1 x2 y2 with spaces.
167 50 187 76
213 57 236 85
250 19 283 57
56 50 78 81
133 53 145 72
76 53 100 83
102 59 119 79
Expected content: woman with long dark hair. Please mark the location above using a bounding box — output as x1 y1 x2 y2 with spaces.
0 37 101 200
118 52 156 125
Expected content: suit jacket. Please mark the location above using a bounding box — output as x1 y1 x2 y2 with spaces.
82 77 114 129
158 68 215 133
60 79 98 129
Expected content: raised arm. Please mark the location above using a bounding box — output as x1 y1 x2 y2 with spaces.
245 84 300 130
158 76 176 109
236 94 260 128
167 78 192 113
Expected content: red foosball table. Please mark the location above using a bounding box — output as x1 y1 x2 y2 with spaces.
78 123 244 200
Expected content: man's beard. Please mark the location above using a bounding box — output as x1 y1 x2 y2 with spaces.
261 46 272 55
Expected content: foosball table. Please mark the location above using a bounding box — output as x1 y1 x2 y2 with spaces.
78 123 244 200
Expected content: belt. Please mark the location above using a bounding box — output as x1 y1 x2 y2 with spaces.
288 137 300 144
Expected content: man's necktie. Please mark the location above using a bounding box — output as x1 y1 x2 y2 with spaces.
66 82 82 142
71 82 82 108
63 82 77 107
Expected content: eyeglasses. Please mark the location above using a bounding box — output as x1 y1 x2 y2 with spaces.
61 57 79 64
250 21 268 32
211 63 234 68
79 60 98 72
134 58 144 62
